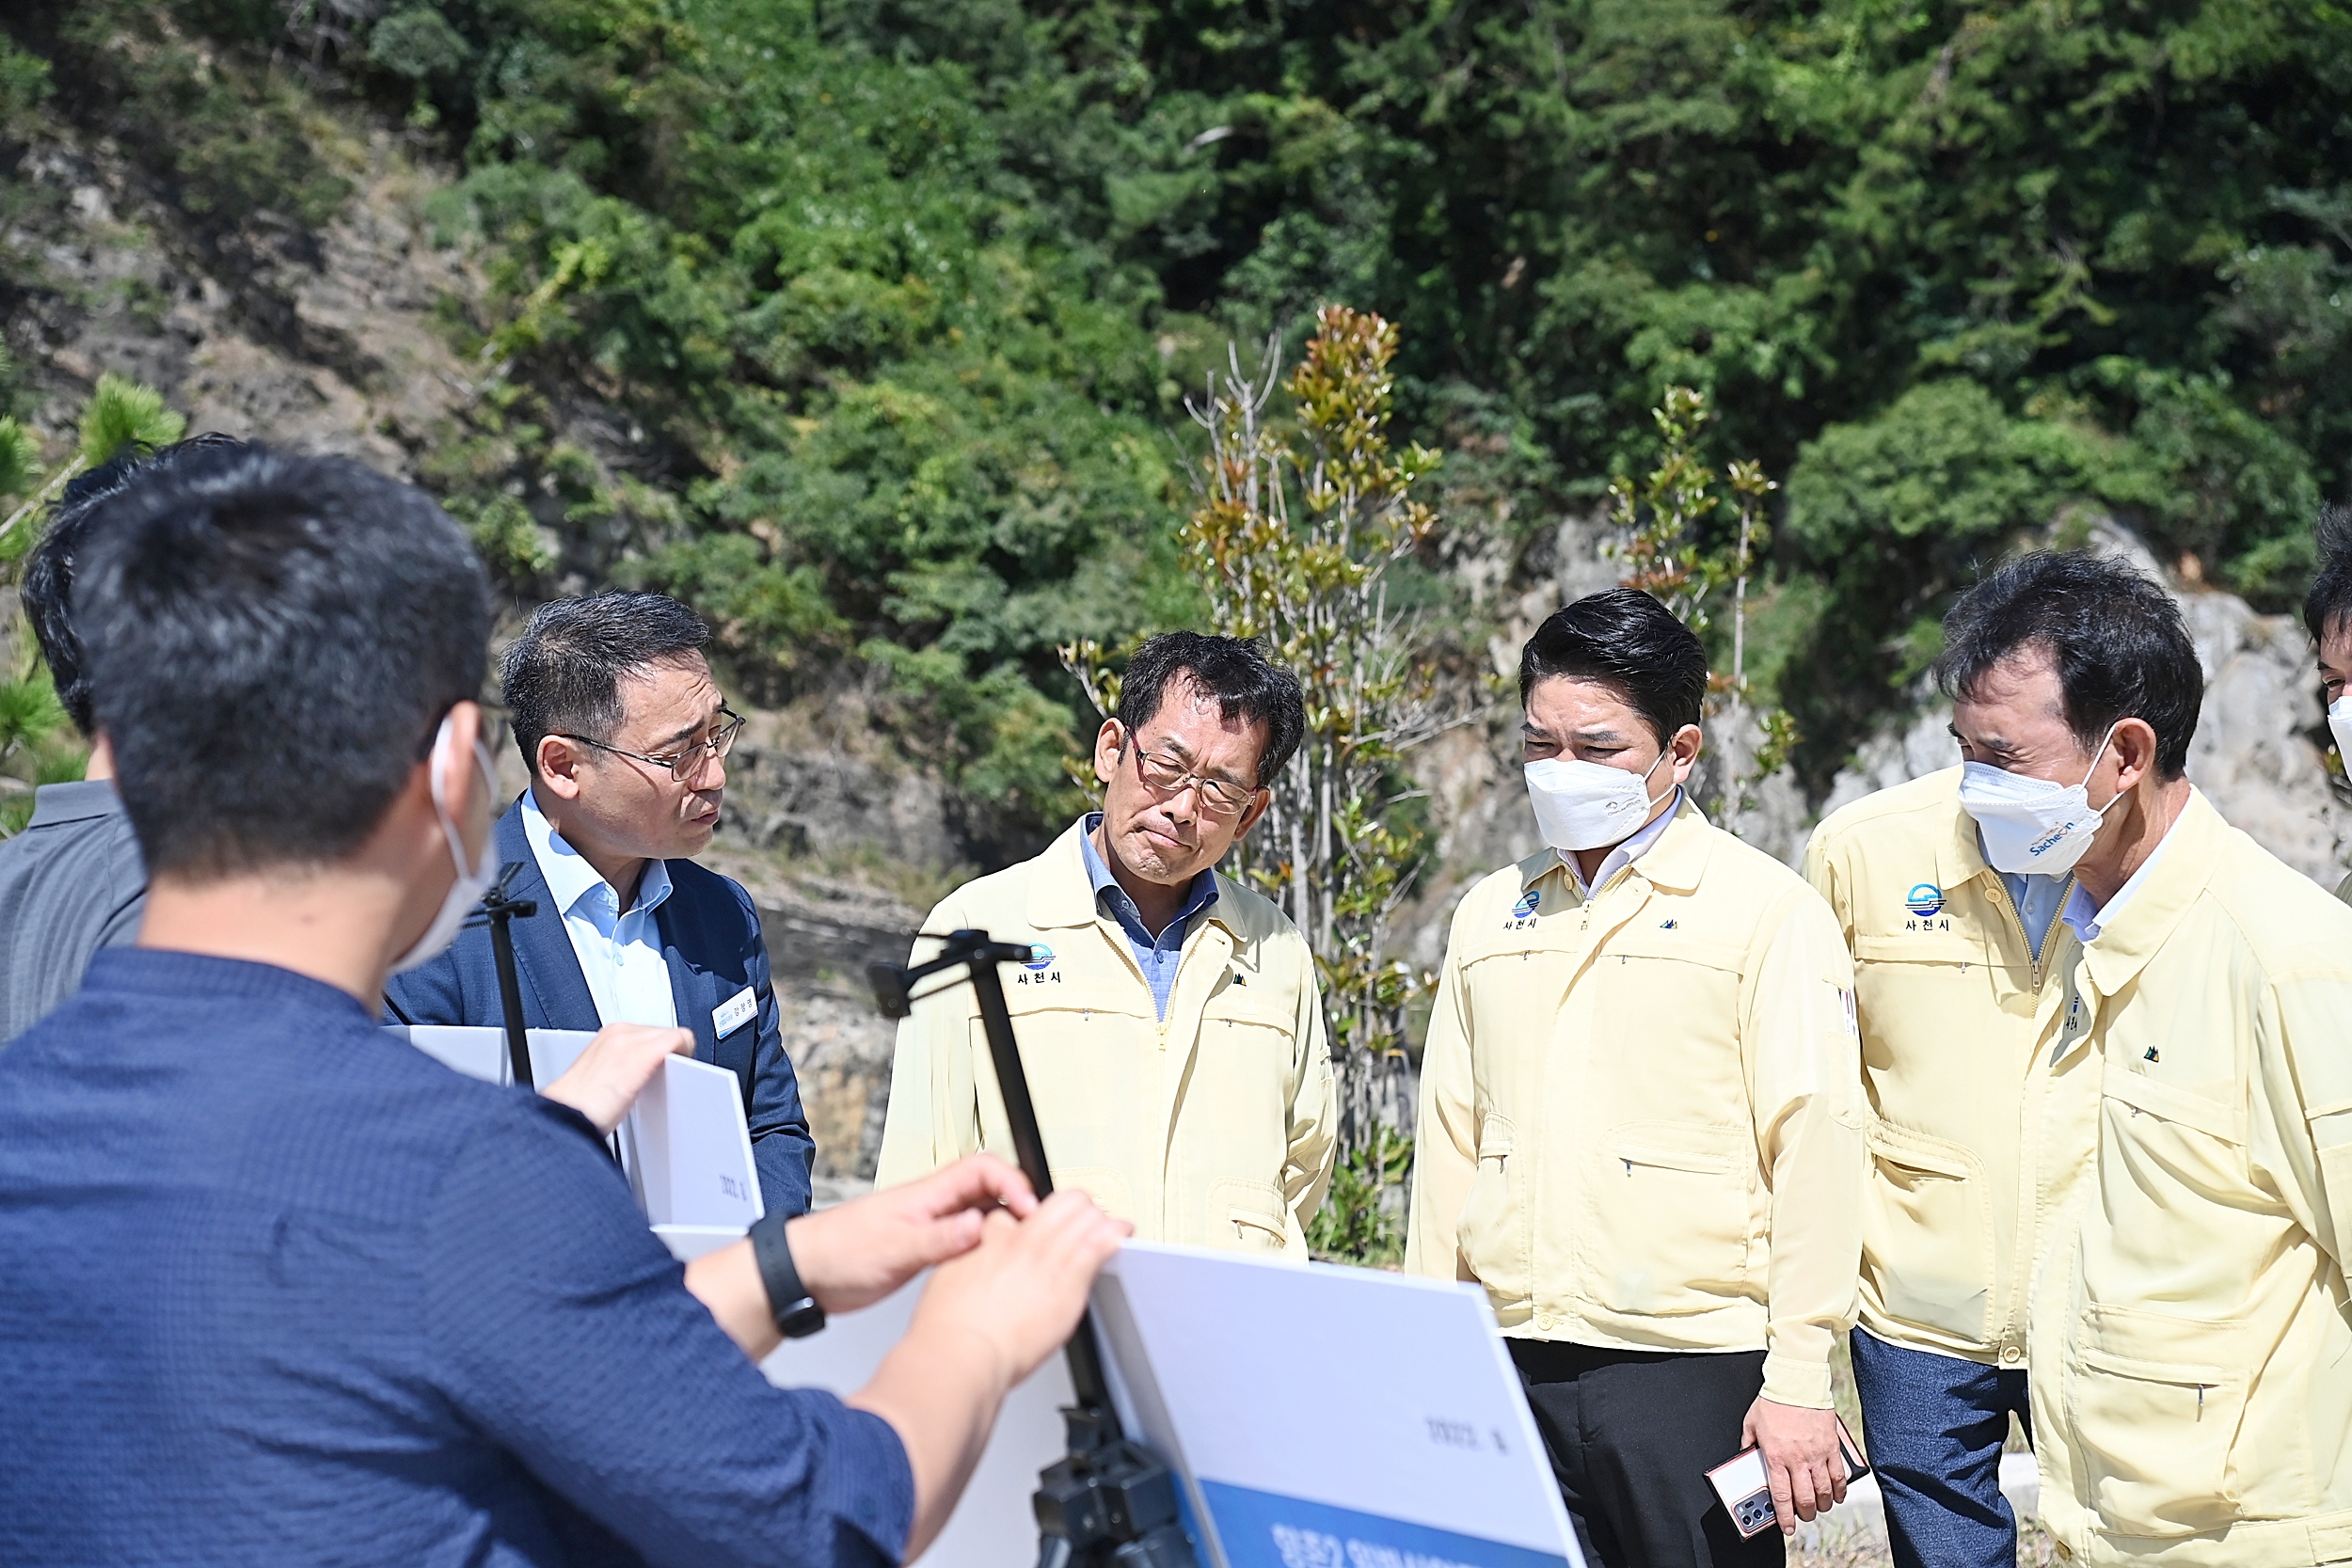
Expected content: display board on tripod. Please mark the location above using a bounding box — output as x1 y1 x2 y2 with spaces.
1090 1243 1583 1568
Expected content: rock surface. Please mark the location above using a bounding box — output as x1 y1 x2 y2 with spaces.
1804 518 2352 883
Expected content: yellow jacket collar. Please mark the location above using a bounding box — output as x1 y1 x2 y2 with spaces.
1518 794 1715 895
1027 816 1243 935
1931 768 2002 895
2075 786 2225 996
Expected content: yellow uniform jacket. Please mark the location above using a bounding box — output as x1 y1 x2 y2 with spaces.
1405 799 1867 1409
2028 790 2352 1566
874 818 1337 1256
1804 768 2097 1368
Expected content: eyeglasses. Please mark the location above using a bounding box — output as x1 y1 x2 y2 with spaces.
1125 736 1259 818
556 707 746 783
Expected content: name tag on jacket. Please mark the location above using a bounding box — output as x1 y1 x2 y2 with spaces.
712 986 757 1039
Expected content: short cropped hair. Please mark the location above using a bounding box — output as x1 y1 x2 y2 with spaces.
2305 503 2352 650
1935 550 2201 780
1114 632 1305 788
1519 588 1708 745
22 434 254 736
77 449 490 879
502 592 712 775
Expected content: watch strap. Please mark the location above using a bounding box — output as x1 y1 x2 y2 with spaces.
749 1211 826 1339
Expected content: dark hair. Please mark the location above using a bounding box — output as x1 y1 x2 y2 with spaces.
2305 502 2352 649
1519 588 1708 745
501 592 712 774
22 434 255 736
77 448 489 879
1935 550 2201 780
1114 632 1305 787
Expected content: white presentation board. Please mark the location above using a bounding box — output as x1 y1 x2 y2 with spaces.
760 1272 1075 1568
1090 1243 1582 1568
385 1024 761 1257
759 1243 1581 1568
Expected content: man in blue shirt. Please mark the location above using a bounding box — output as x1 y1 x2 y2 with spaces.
0 448 1124 1566
389 593 816 1217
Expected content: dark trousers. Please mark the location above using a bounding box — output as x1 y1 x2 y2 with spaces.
1847 1327 2030 1568
1509 1339 1784 1568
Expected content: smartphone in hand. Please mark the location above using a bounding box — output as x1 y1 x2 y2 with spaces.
1705 1417 1869 1539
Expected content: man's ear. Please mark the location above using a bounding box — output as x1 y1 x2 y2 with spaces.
1668 722 1705 784
535 734 588 802
1230 787 1273 842
2111 717 2161 794
1092 719 1124 788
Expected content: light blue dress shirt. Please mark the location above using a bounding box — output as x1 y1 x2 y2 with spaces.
520 791 678 1029
1078 813 1217 1022
1997 863 2073 956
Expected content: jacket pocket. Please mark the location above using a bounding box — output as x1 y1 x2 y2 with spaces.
1587 1121 1752 1316
1209 1177 1290 1253
2065 1306 2248 1539
1456 1117 1530 1305
1862 1118 1992 1343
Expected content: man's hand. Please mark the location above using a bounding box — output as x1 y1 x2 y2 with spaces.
787 1154 1042 1313
539 1023 692 1134
904 1189 1132 1390
1741 1397 1847 1533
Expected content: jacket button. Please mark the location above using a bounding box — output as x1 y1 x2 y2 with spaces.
2000 1346 2024 1366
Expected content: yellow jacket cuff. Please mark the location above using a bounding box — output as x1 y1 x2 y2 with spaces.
1758 1351 1834 1411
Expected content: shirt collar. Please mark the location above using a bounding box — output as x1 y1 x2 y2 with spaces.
25 778 125 829
1558 788 1684 897
520 789 674 922
2059 811 2178 946
1078 812 1217 926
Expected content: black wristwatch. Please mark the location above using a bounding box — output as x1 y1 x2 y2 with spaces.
749 1210 826 1339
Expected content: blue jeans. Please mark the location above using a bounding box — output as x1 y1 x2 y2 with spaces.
1848 1327 2029 1568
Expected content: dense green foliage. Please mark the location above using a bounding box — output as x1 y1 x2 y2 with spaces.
7 1 2351 798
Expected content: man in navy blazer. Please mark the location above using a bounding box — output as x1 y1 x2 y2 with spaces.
388 593 815 1215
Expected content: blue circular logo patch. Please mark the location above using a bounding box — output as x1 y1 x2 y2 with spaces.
1511 890 1541 919
1025 943 1055 971
1905 883 1945 918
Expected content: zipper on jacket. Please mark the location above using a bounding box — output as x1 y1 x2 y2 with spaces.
1989 873 2076 992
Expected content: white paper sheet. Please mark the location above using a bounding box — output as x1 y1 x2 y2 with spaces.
631 1053 763 1229
385 1024 761 1256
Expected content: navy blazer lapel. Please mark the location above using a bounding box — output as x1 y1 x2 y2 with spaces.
658 880 719 1064
493 802 600 1030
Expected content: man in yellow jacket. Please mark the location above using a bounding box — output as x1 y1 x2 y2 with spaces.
1406 589 1866 1568
877 632 1337 1255
1934 551 2352 1565
2309 506 2352 907
1804 700 2093 1556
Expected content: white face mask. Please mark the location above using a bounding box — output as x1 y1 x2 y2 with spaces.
2328 694 2352 774
1524 748 1673 853
1957 723 2121 878
389 715 500 975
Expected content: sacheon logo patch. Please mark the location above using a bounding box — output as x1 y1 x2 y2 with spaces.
1511 889 1541 920
1025 943 1055 972
1904 883 1945 919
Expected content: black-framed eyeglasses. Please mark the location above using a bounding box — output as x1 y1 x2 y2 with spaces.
1123 733 1259 818
556 707 746 783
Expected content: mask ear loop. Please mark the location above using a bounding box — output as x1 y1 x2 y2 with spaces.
2078 721 2125 817
426 714 500 883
